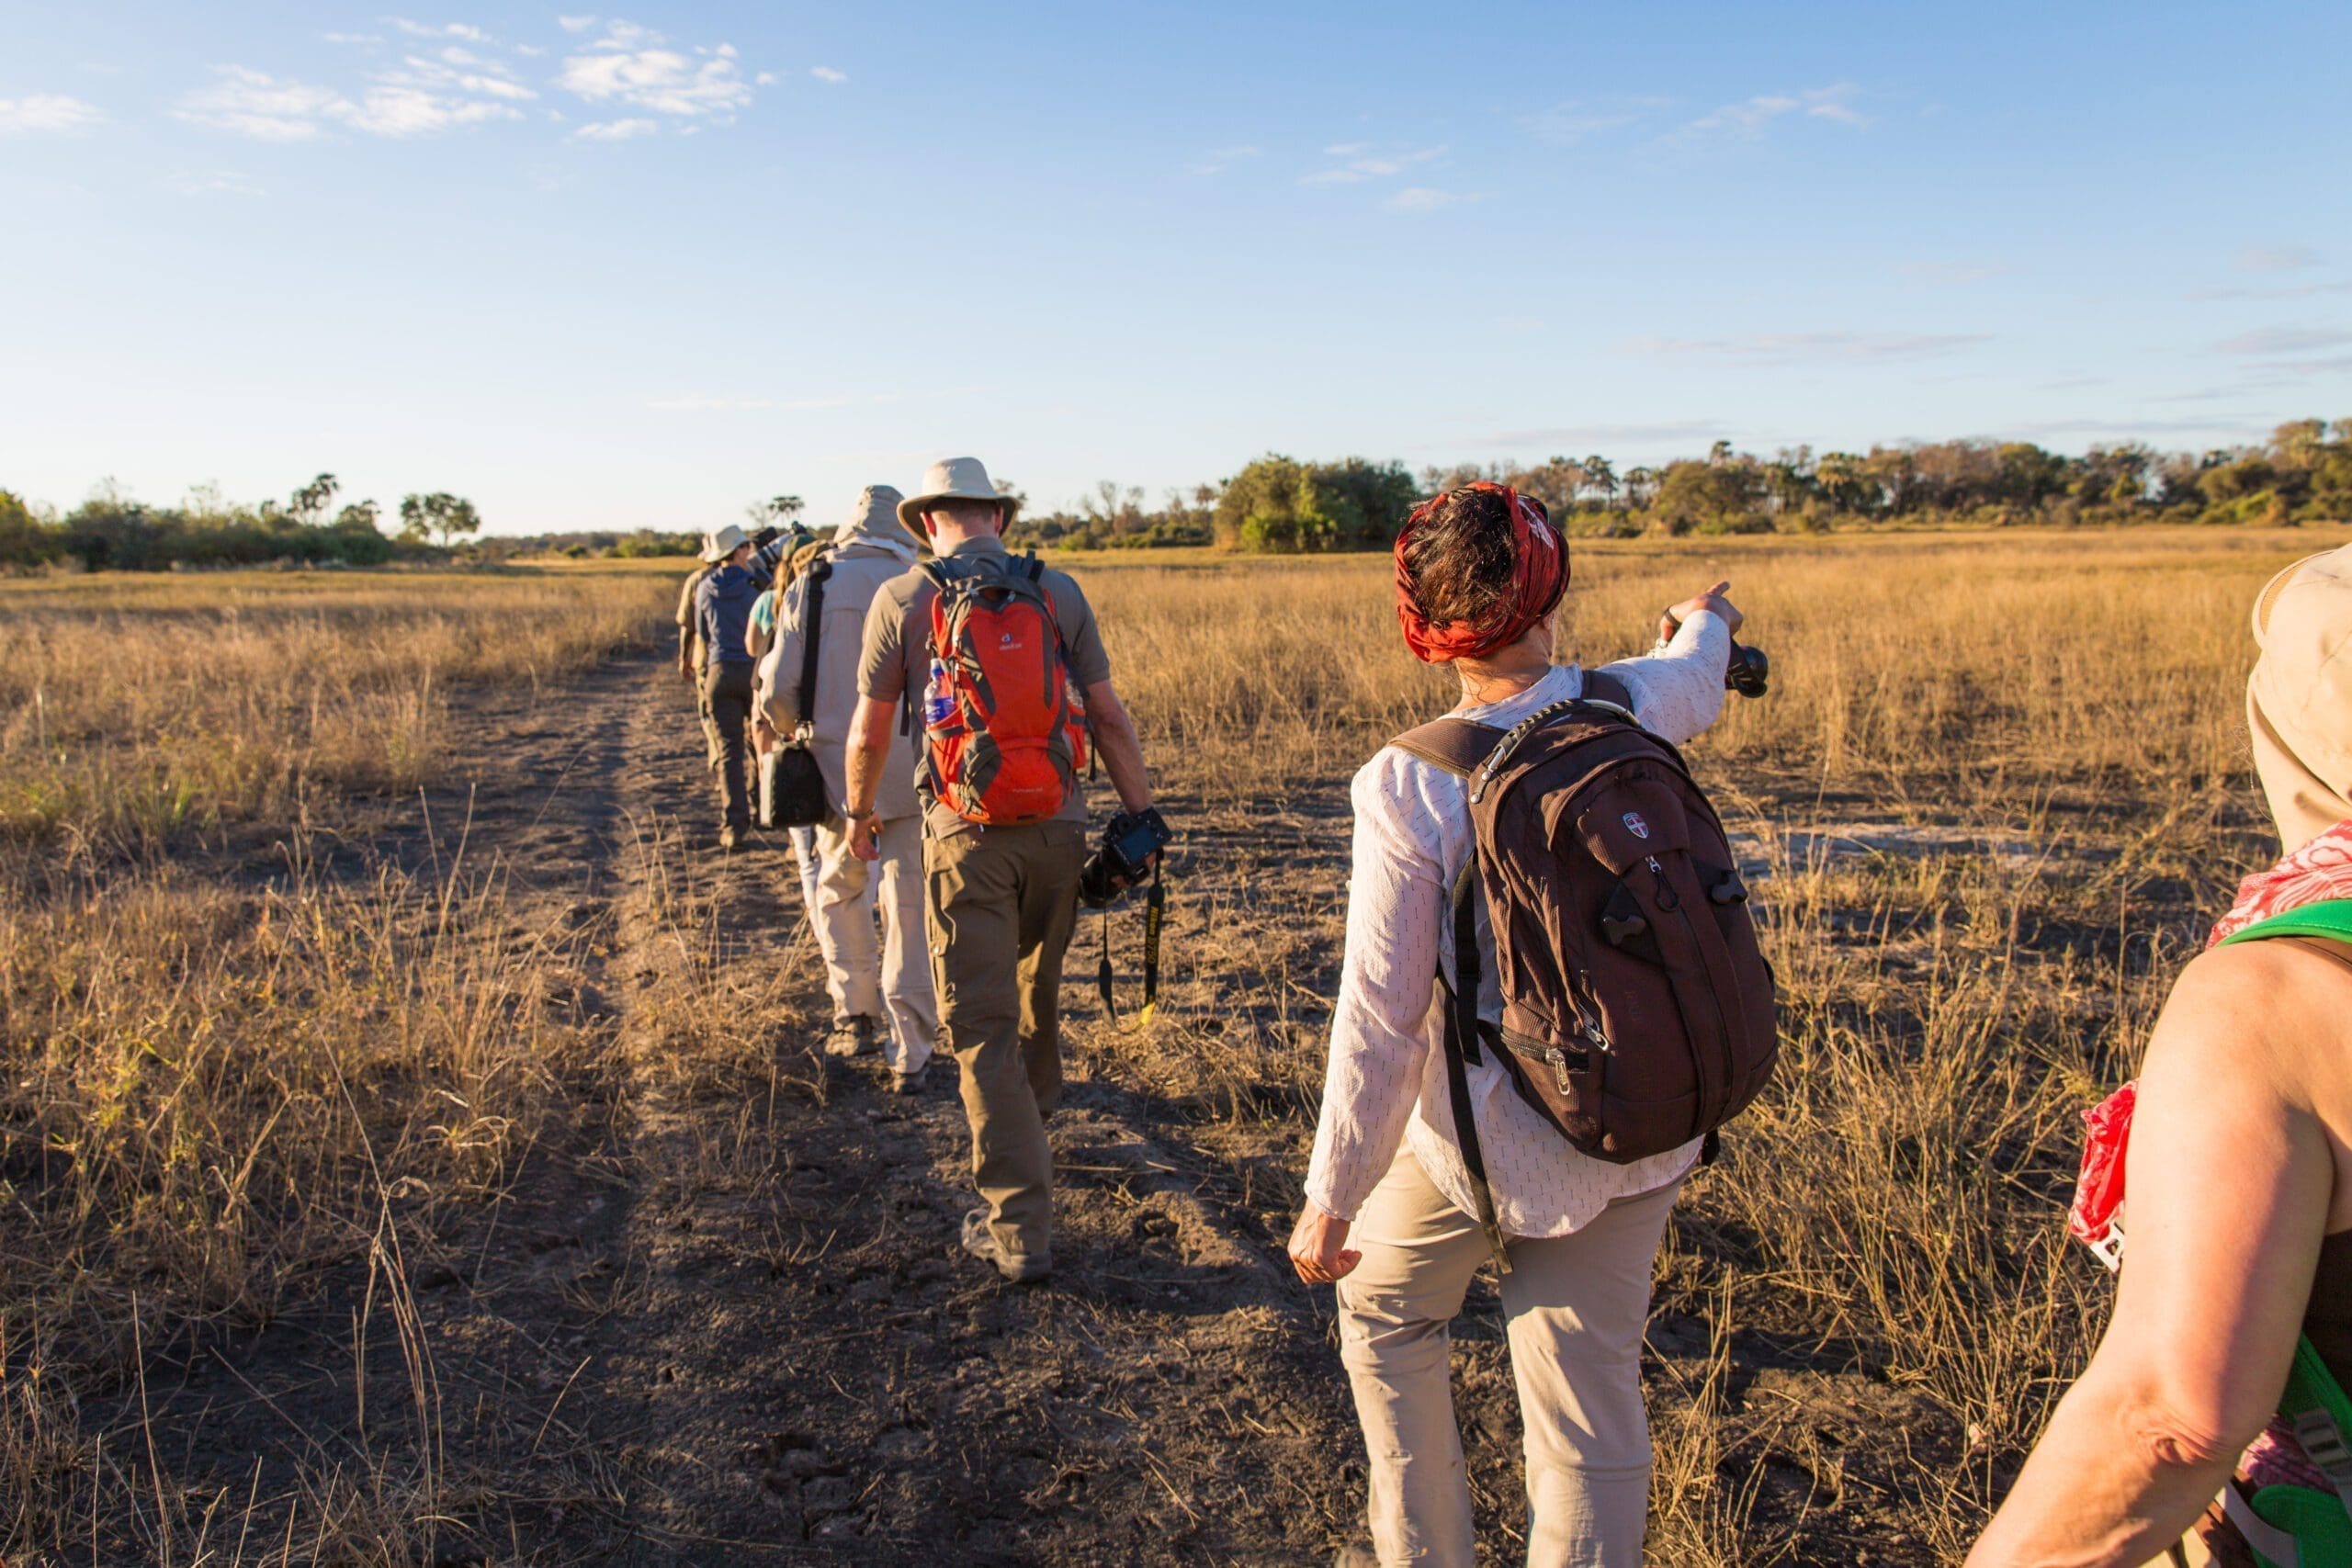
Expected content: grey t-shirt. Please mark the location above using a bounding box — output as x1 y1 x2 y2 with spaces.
858 536 1112 840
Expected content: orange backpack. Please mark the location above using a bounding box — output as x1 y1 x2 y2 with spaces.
917 553 1089 825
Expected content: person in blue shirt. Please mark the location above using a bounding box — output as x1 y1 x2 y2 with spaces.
694 522 790 850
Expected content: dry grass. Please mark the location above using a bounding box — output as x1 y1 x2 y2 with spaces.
0 564 673 854
4 528 2346 1562
1071 525 2345 1559
0 562 669 1563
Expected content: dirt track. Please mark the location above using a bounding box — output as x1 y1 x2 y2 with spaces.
102 649 1385 1565
98 645 1958 1566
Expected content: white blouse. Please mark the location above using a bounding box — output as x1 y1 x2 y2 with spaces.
1304 612 1734 1239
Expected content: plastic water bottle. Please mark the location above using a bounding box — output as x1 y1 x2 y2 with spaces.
923 659 956 729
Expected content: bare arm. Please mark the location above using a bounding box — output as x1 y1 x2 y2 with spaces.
1084 678 1152 815
842 694 896 859
1968 942 2340 1566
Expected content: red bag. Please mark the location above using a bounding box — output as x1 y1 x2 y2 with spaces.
918 554 1088 826
2068 1081 2136 1269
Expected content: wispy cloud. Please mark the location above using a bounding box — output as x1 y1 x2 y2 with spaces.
573 117 656 141
2000 415 2270 440
1300 142 1444 186
809 65 845 84
1384 186 1469 214
1622 331 1986 365
2237 243 2323 273
1671 83 1866 143
2215 326 2352 356
322 31 382 46
164 169 264 197
1517 97 1668 146
2188 280 2352 302
1186 143 1259 176
1896 260 2009 287
560 18 755 120
390 18 492 43
558 15 598 31
0 94 105 134
175 63 524 139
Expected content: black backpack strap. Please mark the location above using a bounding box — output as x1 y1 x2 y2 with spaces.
1580 666 1634 716
1442 856 1512 1277
794 555 831 732
1391 716 1502 777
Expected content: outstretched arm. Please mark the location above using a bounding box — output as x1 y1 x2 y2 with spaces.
1968 941 2340 1566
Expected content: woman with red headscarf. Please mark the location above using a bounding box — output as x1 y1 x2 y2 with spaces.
1288 483 1742 1567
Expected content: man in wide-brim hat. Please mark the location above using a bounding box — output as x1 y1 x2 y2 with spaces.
840 456 1160 1282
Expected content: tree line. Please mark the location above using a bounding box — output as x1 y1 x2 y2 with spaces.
1008 417 2352 552
0 474 483 570
7 421 2346 571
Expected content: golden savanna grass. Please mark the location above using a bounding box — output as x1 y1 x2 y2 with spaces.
1 530 2339 1562
0 564 673 852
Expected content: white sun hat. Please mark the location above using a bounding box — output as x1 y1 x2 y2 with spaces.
699 523 749 563
896 457 1018 538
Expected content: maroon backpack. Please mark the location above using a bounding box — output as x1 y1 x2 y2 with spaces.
1393 672 1779 1268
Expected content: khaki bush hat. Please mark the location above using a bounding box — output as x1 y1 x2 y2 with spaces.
2248 545 2352 850
700 523 749 563
897 457 1016 538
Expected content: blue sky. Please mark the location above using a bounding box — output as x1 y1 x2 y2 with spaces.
3 1 2348 534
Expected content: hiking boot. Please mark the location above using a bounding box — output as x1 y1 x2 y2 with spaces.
719 825 742 852
890 1066 926 1096
961 1207 1048 1282
824 1016 876 1058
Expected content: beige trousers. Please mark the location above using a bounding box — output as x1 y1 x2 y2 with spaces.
1337 1147 1680 1568
923 819 1085 1262
810 813 934 1074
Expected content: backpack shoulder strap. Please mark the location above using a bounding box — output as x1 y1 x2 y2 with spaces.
1391 716 1502 778
795 555 831 728
1021 551 1045 582
1581 667 1634 715
2220 899 2352 948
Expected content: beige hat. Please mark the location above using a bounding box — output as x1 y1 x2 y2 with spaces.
897 457 1016 538
2248 545 2352 851
699 522 748 563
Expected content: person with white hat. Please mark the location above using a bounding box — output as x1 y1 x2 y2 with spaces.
1971 545 2352 1567
841 457 1159 1282
694 521 795 851
757 486 938 1086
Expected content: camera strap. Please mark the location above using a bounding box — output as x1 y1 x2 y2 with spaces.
1094 853 1168 1024
1141 856 1164 1022
1097 906 1117 1021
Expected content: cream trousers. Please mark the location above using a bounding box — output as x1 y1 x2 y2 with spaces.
810 813 935 1074
1337 1145 1679 1568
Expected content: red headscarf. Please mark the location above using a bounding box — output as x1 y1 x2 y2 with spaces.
1393 482 1568 663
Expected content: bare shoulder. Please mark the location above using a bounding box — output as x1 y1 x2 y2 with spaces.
2156 939 2352 1099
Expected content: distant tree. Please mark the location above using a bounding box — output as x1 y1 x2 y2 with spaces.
0 489 59 567
1814 452 1874 514
334 499 381 533
745 494 805 529
1581 455 1619 509
289 472 339 526
1623 466 1657 512
399 491 482 548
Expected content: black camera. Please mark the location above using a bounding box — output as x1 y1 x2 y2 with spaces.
1080 807 1172 908
1725 643 1770 699
751 525 781 549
